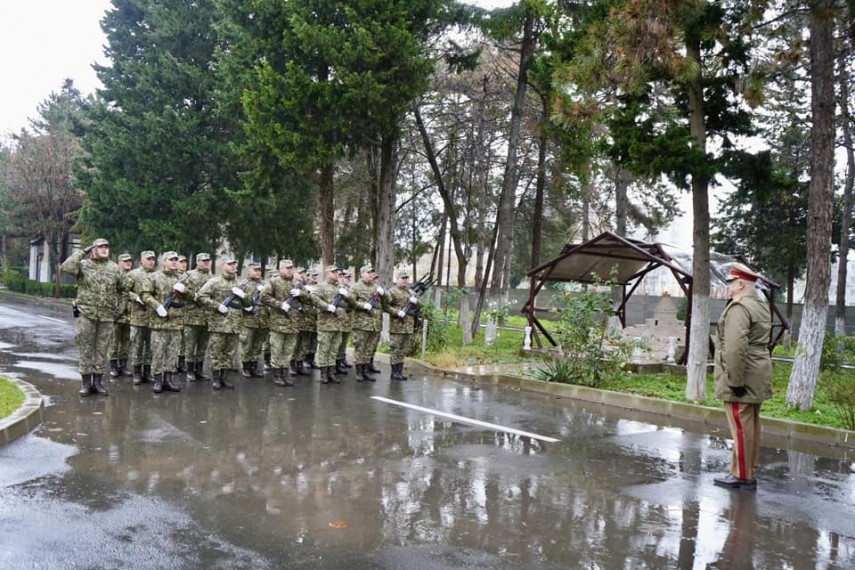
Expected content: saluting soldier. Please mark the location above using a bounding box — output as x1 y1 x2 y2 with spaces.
141 251 185 393
349 264 384 382
298 268 320 370
383 271 420 381
60 238 125 397
259 259 306 387
195 257 247 390
309 265 348 384
183 252 213 382
239 262 268 379
125 250 157 385
109 252 134 378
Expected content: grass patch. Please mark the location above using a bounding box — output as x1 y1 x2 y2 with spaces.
0 377 25 420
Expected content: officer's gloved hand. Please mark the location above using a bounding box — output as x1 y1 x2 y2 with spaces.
290 288 301 297
281 301 291 313
83 244 95 255
397 309 406 319
156 305 168 318
409 296 418 304
326 304 337 313
376 286 385 295
362 302 373 311
173 282 186 294
730 386 748 398
338 288 349 297
217 303 229 314
231 287 245 299
135 296 145 307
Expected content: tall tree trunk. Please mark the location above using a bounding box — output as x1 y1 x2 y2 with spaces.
788 0 837 410
531 95 548 269
491 7 535 296
475 76 491 290
614 166 630 236
375 133 397 281
581 176 592 241
685 38 711 404
318 163 335 266
835 39 855 335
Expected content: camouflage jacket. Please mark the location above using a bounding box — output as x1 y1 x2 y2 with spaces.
349 279 383 332
384 285 417 334
182 268 214 327
296 284 317 332
195 273 246 334
141 268 184 331
309 278 347 332
116 269 133 324
241 277 268 329
124 266 156 327
260 275 305 334
60 250 124 322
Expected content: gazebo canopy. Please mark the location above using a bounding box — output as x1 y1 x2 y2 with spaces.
522 231 789 363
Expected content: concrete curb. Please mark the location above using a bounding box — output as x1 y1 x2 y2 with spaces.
0 379 44 446
404 357 855 451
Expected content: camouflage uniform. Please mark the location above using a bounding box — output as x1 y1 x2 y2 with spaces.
141 251 185 392
309 268 347 383
195 260 246 390
183 253 213 381
60 238 125 397
239 264 268 378
297 270 319 369
260 260 306 386
350 264 383 382
109 253 134 377
335 271 354 371
125 251 157 383
384 273 419 380
176 255 188 373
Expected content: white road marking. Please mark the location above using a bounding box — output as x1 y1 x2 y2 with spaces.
371 396 560 443
39 316 66 324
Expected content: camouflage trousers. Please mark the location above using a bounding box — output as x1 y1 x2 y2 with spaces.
75 315 114 374
208 332 239 371
183 324 210 365
297 330 317 359
151 328 181 375
352 329 380 364
240 326 267 363
269 330 299 368
129 325 152 367
389 333 413 366
337 331 351 360
109 321 131 360
316 330 342 368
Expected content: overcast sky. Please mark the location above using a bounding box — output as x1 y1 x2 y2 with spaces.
0 0 515 141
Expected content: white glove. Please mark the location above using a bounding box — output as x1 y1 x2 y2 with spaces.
290 288 301 297
217 303 229 314
305 285 315 293
231 287 245 299
409 296 418 304
362 302 373 311
281 301 291 313
338 287 349 297
172 282 186 293
244 306 254 313
376 286 385 295
397 310 406 318
135 297 145 306
156 305 168 318
326 304 337 313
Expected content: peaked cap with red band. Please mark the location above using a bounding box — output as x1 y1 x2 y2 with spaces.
729 263 760 282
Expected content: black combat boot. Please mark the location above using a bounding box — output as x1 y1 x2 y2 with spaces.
195 362 211 382
272 368 286 387
242 361 253 378
143 365 152 383
391 363 405 381
220 369 235 390
367 359 381 374
177 356 187 373
397 363 408 381
212 369 223 390
119 359 132 376
91 373 108 396
354 364 366 383
294 360 310 376
153 373 164 393
132 365 145 385
289 360 299 377
305 354 319 369
79 373 93 397
341 358 353 369
334 359 346 375
263 352 272 372
186 361 197 382
164 371 181 392
322 366 334 384
250 361 265 378
109 359 120 378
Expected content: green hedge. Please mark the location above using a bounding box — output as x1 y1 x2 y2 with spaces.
2 267 77 298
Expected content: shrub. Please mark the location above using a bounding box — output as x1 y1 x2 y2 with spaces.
3 267 76 298
821 372 855 431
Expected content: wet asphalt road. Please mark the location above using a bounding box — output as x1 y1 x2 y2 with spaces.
1 294 854 569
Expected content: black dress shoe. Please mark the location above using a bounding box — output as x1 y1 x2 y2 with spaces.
713 474 757 490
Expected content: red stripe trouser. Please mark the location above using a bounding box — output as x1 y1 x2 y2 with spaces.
724 401 762 480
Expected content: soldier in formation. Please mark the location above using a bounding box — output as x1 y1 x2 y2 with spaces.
141 251 185 393
183 252 213 382
239 262 268 379
108 252 134 378
309 265 349 384
383 271 420 381
349 264 383 382
260 259 309 386
298 269 320 370
125 250 157 385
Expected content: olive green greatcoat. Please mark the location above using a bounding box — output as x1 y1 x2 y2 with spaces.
714 293 773 404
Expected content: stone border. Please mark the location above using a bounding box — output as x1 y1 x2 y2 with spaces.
0 379 44 446
405 357 855 451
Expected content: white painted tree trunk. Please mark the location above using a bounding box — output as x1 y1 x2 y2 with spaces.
685 293 709 403
787 302 827 410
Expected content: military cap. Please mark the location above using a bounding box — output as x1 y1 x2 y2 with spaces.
295 266 306 273
91 238 109 247
728 262 762 283
309 269 319 276
141 250 156 259
326 265 340 274
279 259 294 268
196 252 211 262
360 264 374 274
397 270 410 279
247 262 261 269
177 255 187 262
118 253 133 262
163 251 179 260
222 257 238 265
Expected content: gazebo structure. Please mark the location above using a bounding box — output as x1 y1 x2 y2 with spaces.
522 231 789 364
